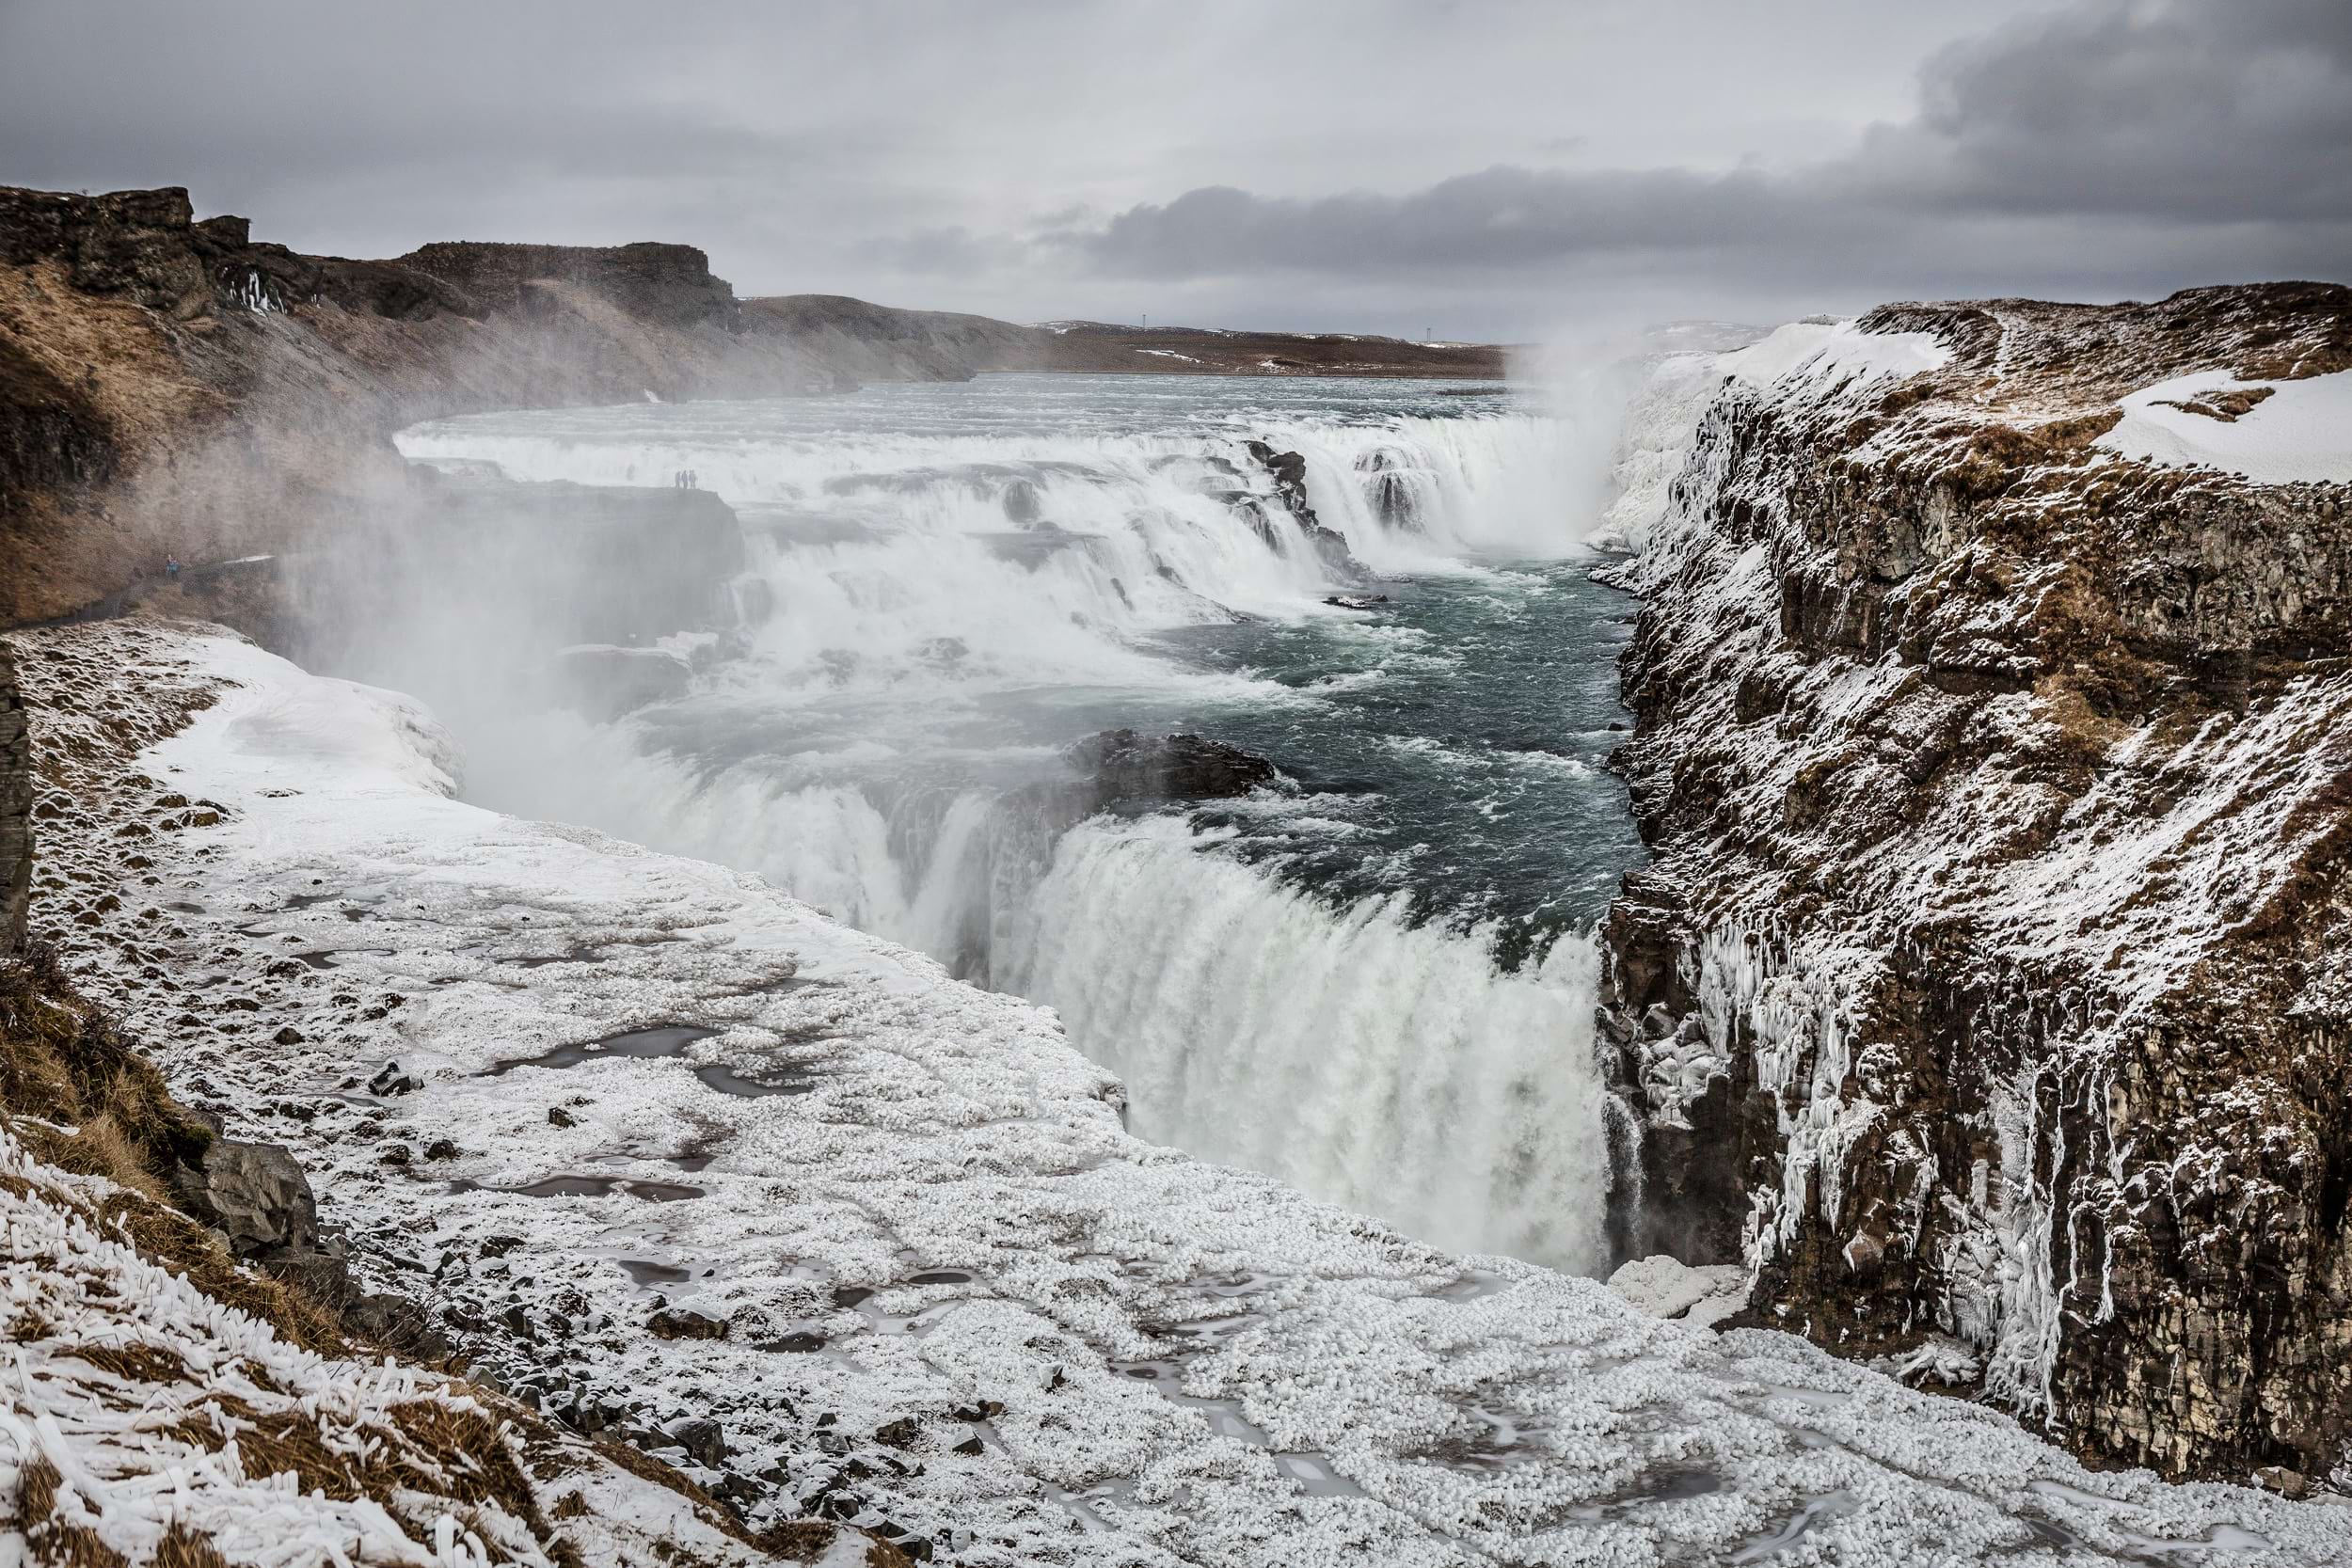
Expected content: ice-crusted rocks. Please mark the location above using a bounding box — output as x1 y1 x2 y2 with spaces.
0 638 27 950
1606 1255 1747 1328
1595 282 2352 1481
18 615 2352 1564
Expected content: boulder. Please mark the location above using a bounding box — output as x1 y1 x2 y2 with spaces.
175 1137 319 1255
669 1417 728 1469
171 1135 352 1304
1066 729 1279 811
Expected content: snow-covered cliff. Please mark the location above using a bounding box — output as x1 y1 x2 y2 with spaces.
1597 283 2352 1484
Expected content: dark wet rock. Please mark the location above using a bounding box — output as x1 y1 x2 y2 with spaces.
422 1138 459 1161
368 1058 426 1096
1356 447 1420 528
1322 594 1390 610
1067 729 1279 812
1246 439 1365 580
0 642 26 952
548 1105 578 1128
1000 478 1042 524
670 1417 728 1469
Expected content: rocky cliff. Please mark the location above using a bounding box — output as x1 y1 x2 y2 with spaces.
1598 283 2352 1484
0 639 26 951
0 186 838 626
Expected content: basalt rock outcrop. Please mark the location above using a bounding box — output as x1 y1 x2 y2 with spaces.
1597 283 2352 1482
0 640 27 950
1069 727 1281 812
1247 439 1366 579
398 240 737 329
0 188 971 626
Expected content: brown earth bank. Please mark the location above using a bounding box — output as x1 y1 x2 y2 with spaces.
0 183 1502 627
1597 281 2352 1485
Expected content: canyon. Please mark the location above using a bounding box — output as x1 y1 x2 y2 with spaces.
4 181 2352 1562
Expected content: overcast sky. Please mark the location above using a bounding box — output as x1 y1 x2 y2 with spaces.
3 0 2345 339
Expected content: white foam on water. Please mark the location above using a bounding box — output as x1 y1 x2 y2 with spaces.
389 378 1625 1273
1003 814 1613 1271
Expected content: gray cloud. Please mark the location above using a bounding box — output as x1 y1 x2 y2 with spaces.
1059 0 2351 311
1867 0 2352 221
1 0 2343 337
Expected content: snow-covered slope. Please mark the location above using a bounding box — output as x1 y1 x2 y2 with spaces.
2096 369 2352 484
0 1119 805 1567
15 616 2352 1563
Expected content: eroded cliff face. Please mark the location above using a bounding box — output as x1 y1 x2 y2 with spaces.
0 640 27 951
0 189 983 625
1600 284 2352 1484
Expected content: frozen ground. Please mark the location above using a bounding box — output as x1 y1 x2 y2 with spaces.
0 1121 794 1568
16 618 2352 1566
2096 370 2352 484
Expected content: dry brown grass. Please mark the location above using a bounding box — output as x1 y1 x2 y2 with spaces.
88 1185 344 1354
0 943 347 1354
150 1527 232 1568
57 1338 191 1385
10 1454 129 1567
388 1400 548 1531
0 942 212 1190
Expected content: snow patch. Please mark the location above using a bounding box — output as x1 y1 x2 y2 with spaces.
2096 369 2352 485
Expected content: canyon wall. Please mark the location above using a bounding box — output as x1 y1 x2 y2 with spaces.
1600 284 2352 1483
0 186 838 625
0 639 25 950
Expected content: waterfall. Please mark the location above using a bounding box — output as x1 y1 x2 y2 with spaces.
384 376 1629 1274
1005 815 1611 1271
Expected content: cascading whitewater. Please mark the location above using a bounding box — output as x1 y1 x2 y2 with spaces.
388 375 1635 1275
1004 815 1612 1271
